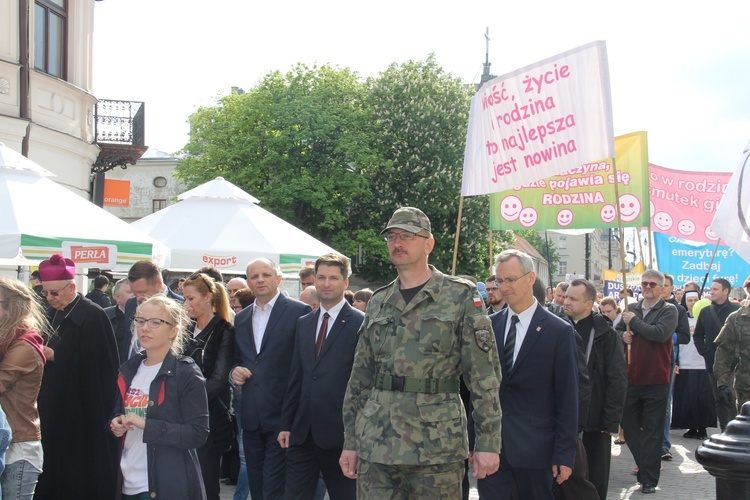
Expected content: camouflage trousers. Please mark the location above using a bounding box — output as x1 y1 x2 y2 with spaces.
357 458 464 499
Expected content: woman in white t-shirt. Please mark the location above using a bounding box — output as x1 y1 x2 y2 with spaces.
110 295 209 500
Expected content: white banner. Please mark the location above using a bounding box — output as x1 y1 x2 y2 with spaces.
710 139 750 265
461 41 614 196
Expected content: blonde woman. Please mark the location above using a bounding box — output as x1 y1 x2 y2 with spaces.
0 278 49 498
111 295 209 500
181 273 235 500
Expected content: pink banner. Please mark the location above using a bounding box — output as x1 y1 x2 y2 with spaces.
649 163 732 243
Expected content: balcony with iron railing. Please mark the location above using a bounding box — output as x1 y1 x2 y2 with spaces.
92 99 148 172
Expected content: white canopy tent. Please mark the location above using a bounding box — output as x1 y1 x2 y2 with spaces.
0 143 169 270
131 177 345 275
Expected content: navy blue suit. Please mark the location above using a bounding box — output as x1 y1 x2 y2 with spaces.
280 302 364 500
478 302 579 500
234 294 312 500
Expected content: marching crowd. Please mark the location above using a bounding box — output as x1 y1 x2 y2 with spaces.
0 206 748 499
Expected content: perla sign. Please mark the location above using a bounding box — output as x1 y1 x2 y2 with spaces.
62 242 118 268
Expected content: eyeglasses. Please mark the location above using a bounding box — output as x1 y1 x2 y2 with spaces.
384 232 428 243
495 271 532 287
41 282 72 298
641 281 660 289
134 317 175 329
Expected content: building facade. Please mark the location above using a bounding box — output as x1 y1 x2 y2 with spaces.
103 148 184 222
0 0 101 197
541 228 623 288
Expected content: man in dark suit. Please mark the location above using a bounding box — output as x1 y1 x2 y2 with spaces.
231 258 312 500
104 278 134 366
477 249 579 500
277 253 364 500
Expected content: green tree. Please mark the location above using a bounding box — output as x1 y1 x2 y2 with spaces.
514 230 560 278
175 64 377 241
337 55 512 282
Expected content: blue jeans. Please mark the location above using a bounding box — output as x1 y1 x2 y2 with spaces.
1 460 42 500
233 427 249 500
233 387 249 500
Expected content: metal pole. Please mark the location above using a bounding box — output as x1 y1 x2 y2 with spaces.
451 196 464 276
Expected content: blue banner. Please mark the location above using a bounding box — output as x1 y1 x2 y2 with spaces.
653 232 750 287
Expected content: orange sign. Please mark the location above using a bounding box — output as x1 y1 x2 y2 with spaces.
103 179 130 206
70 245 110 264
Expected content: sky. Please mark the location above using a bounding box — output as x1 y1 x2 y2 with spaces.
92 0 750 172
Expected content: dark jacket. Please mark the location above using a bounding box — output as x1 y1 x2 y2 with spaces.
186 316 235 453
694 300 741 371
491 304 579 469
115 351 209 500
582 313 627 433
666 297 691 345
280 302 364 449
234 294 312 432
616 298 678 385
36 294 120 499
105 305 130 367
86 288 111 308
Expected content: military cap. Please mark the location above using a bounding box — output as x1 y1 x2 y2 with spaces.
381 207 432 235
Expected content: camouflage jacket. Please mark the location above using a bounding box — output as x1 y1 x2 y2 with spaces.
714 304 750 390
342 266 502 465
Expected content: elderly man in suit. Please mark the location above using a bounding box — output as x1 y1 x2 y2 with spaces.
277 253 365 500
231 258 312 500
478 249 579 500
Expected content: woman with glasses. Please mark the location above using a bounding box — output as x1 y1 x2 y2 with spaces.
110 295 209 500
0 278 49 498
182 273 235 500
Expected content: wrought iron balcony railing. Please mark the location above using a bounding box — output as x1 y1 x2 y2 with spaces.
95 99 145 146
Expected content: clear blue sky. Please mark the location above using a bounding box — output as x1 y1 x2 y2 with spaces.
93 0 750 172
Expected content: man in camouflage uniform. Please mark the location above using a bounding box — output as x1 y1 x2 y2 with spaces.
339 207 502 499
714 275 750 412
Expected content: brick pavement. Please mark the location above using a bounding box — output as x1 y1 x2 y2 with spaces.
220 427 718 499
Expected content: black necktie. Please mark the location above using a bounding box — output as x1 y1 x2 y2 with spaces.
316 312 329 357
505 315 519 370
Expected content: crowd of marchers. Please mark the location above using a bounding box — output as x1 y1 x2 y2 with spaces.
0 206 749 499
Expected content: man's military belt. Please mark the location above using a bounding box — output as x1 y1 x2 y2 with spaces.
374 373 459 394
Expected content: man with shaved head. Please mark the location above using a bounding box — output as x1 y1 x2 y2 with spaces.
232 258 312 499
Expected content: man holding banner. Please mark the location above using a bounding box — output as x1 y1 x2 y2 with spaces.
617 269 677 494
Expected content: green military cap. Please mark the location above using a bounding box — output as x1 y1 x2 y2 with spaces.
381 207 432 235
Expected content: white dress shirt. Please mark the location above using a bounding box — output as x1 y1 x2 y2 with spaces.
252 291 281 353
505 301 540 365
315 298 347 339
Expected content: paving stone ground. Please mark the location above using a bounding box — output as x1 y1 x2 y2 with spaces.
220 427 718 499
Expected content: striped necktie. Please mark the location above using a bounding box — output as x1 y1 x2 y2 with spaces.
505 315 519 370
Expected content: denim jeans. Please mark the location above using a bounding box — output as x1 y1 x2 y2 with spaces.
233 387 249 500
1 460 42 500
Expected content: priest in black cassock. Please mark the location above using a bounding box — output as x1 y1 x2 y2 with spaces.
34 254 120 499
